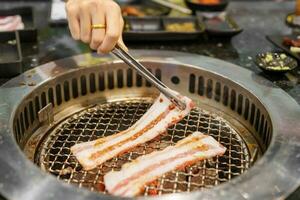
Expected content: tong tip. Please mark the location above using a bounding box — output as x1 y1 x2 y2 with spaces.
171 98 187 110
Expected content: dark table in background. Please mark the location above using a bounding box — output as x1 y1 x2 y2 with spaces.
0 0 299 200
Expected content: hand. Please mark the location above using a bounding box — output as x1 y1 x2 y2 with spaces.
65 0 127 53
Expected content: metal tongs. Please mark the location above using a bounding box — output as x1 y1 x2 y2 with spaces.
111 44 186 110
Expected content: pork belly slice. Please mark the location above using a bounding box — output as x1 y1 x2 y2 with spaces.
71 92 195 170
104 132 226 197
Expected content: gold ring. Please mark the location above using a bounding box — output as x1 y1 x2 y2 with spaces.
91 24 106 29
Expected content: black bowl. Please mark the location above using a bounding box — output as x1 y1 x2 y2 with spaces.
184 0 228 13
203 14 243 37
255 52 298 73
285 13 300 28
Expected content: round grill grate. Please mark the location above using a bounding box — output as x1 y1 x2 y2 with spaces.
38 98 250 196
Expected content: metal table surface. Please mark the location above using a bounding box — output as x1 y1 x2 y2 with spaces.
0 0 299 199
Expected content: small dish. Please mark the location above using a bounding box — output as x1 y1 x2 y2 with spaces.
163 17 204 33
121 3 170 17
120 0 171 17
285 13 300 28
255 52 298 73
0 7 37 42
127 17 162 31
0 31 23 78
266 35 300 61
200 13 242 37
123 16 205 41
184 0 228 13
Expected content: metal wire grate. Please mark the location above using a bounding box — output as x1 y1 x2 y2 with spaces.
38 98 250 196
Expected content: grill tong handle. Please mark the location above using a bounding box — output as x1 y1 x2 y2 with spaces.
111 44 186 110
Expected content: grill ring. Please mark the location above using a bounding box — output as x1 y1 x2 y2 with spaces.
0 50 299 200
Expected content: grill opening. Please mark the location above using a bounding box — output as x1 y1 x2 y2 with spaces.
136 73 143 87
214 82 221 102
206 79 213 99
108 71 114 90
12 61 273 197
41 92 47 107
64 81 71 101
90 73 96 93
38 99 250 195
81 75 88 95
117 69 124 88
72 78 79 99
56 84 63 105
189 74 195 94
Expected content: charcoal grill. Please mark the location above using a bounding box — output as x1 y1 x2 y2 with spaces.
0 50 299 200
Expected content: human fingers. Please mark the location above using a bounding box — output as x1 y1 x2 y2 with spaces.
65 2 80 40
90 4 106 50
98 2 121 53
117 19 128 52
79 1 92 43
